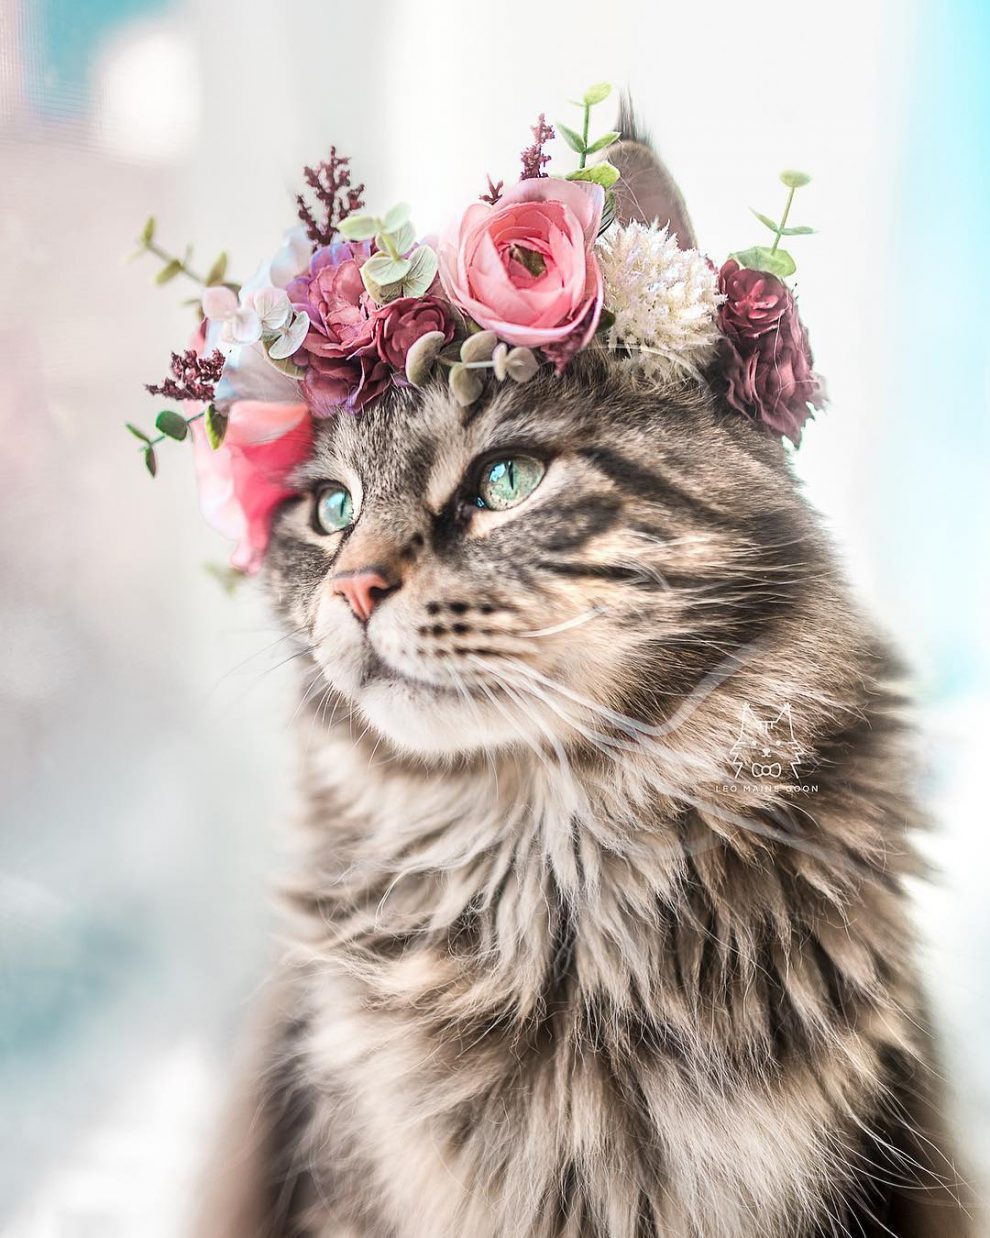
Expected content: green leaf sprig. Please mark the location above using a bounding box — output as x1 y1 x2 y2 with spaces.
732 171 815 279
403 330 539 408
131 217 232 292
558 83 621 189
127 403 227 478
337 204 439 303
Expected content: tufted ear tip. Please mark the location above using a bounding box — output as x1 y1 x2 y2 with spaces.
608 94 697 250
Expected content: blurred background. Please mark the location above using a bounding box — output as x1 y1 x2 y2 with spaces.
0 0 987 1232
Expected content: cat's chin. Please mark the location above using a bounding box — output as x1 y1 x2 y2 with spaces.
352 679 521 757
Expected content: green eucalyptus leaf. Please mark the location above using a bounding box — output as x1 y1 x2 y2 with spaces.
141 216 156 245
126 422 151 444
155 259 183 285
155 409 188 441
780 169 811 188
781 224 815 235
504 347 539 384
566 162 620 188
449 362 484 408
460 330 498 363
363 253 411 286
382 202 411 232
387 219 416 255
359 269 387 304
750 209 780 234
205 251 228 285
582 82 613 106
731 245 797 279
144 446 157 477
405 330 446 386
557 122 587 154
585 130 620 154
204 403 228 450
264 352 306 379
401 245 438 298
338 214 380 242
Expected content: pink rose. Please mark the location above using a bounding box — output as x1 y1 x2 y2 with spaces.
192 400 313 573
287 241 376 359
372 295 456 370
286 241 392 414
439 179 604 349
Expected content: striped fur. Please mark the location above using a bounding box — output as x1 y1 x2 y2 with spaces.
195 164 972 1237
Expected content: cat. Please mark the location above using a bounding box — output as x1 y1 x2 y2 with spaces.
193 116 973 1238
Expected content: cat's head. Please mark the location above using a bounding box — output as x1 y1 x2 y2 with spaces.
265 144 824 760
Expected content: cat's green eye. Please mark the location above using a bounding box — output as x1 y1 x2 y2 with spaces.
315 484 354 534
476 456 545 511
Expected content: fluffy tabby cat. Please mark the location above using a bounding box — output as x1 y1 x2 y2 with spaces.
195 118 972 1237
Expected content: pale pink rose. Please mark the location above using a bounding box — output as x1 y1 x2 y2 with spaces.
191 400 313 574
439 179 604 349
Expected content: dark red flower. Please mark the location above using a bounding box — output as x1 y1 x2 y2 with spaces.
718 259 790 339
717 259 826 445
300 343 391 416
372 296 456 372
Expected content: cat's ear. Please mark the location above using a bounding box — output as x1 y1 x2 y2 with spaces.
609 96 697 249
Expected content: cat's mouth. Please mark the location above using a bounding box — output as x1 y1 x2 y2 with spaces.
358 645 474 698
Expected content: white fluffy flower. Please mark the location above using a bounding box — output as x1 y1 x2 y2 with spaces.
597 222 724 377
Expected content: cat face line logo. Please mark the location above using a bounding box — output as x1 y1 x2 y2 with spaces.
728 702 805 783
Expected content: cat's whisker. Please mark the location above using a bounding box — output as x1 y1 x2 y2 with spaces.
515 606 608 639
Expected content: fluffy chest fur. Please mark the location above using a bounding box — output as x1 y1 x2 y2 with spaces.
278 707 925 1238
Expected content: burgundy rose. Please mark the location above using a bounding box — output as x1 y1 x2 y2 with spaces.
717 259 826 445
718 259 790 339
301 344 391 416
372 296 456 371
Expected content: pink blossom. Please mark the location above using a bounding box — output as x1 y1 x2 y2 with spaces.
286 241 391 413
439 179 604 350
191 400 313 573
287 241 375 359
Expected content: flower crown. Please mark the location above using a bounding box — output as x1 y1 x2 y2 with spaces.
128 83 825 576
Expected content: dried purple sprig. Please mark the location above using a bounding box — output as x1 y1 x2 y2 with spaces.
295 146 365 247
145 349 225 403
479 174 504 205
519 113 555 180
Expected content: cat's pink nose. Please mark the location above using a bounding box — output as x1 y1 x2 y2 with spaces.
331 568 398 623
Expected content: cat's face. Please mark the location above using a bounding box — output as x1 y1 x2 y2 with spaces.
266 353 813 758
